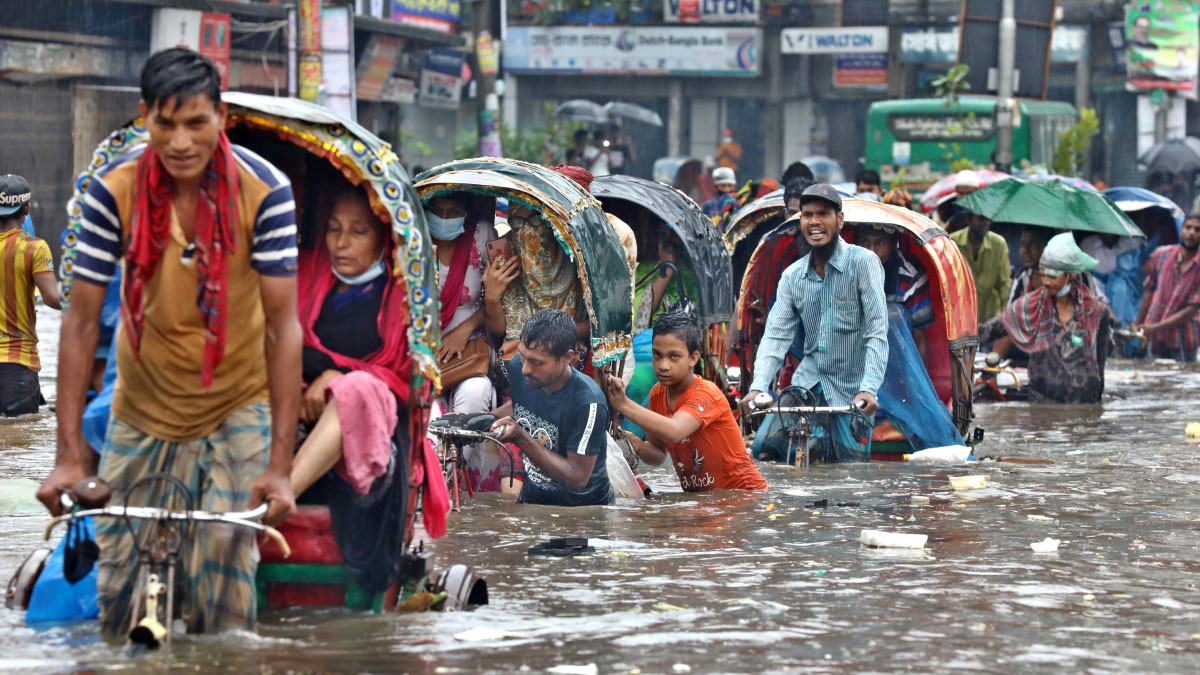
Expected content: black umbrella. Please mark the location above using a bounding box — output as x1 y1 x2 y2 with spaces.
1138 136 1200 174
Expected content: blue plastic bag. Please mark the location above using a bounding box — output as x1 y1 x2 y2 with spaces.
26 517 99 623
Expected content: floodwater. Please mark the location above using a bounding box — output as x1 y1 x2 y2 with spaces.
3 305 1200 673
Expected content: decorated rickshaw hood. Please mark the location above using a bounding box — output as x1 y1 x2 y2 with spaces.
590 175 733 326
415 157 633 365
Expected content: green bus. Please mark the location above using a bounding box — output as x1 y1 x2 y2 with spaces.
864 97 1078 185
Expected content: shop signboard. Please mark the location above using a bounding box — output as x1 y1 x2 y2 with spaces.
900 24 1089 64
1126 0 1199 91
420 48 464 109
322 6 355 119
357 35 405 101
834 52 888 87
298 0 322 102
781 26 888 54
664 0 759 23
392 0 461 34
503 26 760 76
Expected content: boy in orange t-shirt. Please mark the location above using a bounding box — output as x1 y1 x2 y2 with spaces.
604 310 767 492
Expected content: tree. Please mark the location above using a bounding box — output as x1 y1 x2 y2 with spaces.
1051 108 1099 178
932 64 976 173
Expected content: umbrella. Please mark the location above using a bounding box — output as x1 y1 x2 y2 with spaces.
1103 186 1185 237
956 177 1144 238
553 99 609 124
1138 136 1200 174
1024 173 1099 192
916 169 1010 214
603 101 663 127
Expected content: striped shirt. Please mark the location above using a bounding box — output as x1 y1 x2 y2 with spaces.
67 143 298 441
0 228 54 371
1143 244 1200 354
750 238 889 406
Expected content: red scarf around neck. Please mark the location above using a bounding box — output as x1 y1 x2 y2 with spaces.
438 217 479 330
298 242 412 402
123 132 239 388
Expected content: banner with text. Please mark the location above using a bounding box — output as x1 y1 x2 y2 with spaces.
504 26 760 76
900 24 1089 64
781 26 888 54
834 52 888 87
664 0 759 23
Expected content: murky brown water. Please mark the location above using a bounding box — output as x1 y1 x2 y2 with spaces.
3 305 1200 673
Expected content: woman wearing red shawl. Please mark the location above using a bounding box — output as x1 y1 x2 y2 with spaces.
423 193 513 492
978 233 1111 403
290 187 412 498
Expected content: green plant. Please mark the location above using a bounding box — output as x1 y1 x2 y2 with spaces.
1051 108 1099 177
931 64 971 104
399 125 432 158
888 166 908 191
455 102 586 164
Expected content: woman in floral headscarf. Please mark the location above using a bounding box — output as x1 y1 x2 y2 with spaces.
979 233 1110 403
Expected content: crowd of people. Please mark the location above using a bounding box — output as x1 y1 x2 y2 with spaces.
3 47 1199 641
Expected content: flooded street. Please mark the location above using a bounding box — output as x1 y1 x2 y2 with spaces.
3 305 1200 673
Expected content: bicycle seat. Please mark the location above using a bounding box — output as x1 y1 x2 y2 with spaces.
430 412 497 433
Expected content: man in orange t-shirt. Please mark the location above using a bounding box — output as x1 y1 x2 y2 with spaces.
604 311 766 492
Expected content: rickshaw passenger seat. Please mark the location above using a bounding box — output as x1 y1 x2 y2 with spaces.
430 412 497 432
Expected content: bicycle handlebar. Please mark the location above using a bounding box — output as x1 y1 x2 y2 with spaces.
46 501 291 558
747 404 865 419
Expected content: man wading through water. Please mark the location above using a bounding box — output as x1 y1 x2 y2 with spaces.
37 48 301 636
740 184 888 463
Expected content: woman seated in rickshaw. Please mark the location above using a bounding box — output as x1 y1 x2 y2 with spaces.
423 192 509 490
484 201 591 354
290 186 418 501
634 224 698 331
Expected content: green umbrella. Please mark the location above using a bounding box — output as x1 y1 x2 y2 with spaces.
956 177 1145 238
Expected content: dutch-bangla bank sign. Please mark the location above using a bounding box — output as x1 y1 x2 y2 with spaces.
781 26 888 54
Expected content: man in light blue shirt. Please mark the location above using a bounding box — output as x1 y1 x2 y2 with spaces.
741 184 888 463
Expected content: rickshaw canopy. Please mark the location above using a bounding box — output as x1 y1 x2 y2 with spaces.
415 158 633 364
590 175 733 326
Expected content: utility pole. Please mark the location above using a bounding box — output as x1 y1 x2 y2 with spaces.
471 0 501 157
993 0 1015 173
1153 89 1169 144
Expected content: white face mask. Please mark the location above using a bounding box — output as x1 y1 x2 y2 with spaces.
1056 282 1072 297
333 250 387 286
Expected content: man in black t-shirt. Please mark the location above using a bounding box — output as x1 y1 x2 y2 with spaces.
491 309 613 506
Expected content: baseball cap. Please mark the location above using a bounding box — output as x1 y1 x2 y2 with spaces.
0 175 31 216
799 183 843 211
712 167 736 186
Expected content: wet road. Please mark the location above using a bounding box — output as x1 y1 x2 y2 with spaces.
3 305 1200 673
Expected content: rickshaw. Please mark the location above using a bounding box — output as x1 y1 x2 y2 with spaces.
589 174 734 385
413 158 640 497
723 188 786 293
47 92 451 621
728 199 978 458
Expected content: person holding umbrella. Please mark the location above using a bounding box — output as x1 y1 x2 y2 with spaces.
979 233 1110 404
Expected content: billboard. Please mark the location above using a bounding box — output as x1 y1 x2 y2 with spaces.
504 26 761 76
1126 1 1200 91
663 0 759 23
781 26 888 54
957 0 1057 100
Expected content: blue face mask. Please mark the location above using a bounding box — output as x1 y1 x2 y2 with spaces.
426 212 466 240
1056 282 1072 297
333 254 387 286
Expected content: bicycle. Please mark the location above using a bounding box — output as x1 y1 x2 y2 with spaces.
745 387 873 468
45 474 290 649
427 412 517 511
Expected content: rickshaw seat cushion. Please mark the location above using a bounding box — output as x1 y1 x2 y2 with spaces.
430 412 496 432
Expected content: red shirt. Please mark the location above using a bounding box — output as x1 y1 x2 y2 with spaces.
649 378 768 492
1144 245 1200 353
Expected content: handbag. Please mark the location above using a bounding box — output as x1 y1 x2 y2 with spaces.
440 336 493 390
